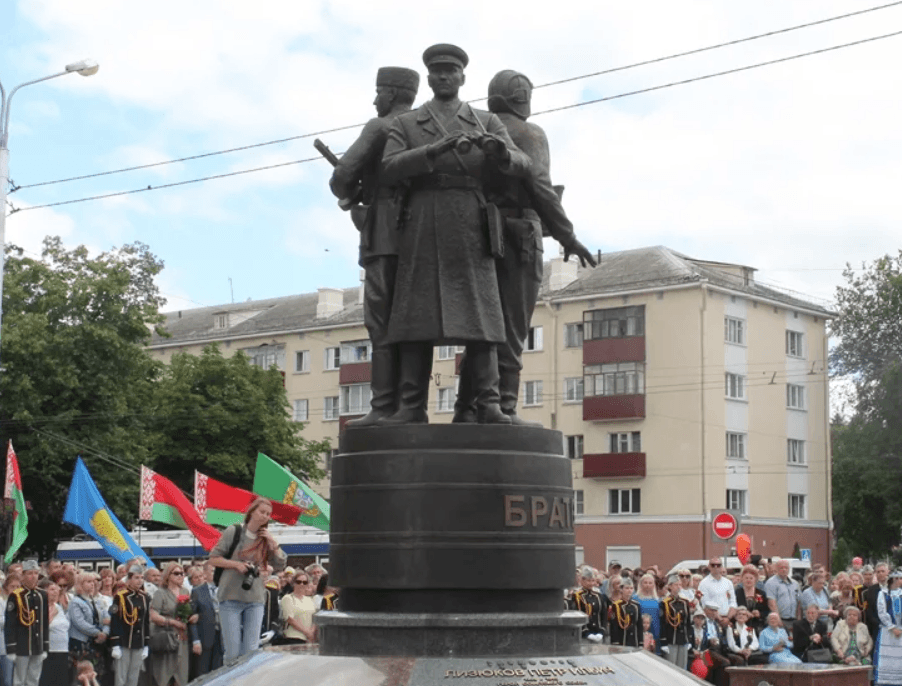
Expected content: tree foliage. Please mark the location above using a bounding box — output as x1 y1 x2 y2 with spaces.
830 252 902 559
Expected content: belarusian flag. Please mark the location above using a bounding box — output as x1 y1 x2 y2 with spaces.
252 453 329 531
139 466 221 551
4 441 27 563
195 471 302 527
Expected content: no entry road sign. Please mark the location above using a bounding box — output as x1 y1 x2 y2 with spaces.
712 511 739 540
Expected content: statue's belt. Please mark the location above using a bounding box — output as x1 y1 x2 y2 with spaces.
410 173 481 191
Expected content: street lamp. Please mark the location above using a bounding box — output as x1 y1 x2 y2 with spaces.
0 59 99 365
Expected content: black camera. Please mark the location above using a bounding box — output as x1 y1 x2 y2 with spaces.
241 564 259 590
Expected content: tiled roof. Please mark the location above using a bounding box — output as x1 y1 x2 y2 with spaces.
151 246 831 347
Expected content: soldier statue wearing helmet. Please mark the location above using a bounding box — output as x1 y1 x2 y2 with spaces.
454 69 597 425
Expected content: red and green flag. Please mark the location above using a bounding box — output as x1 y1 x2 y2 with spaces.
4 441 27 563
252 453 329 531
139 466 221 551
194 470 303 527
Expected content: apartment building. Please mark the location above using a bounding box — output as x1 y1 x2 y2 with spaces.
149 246 833 572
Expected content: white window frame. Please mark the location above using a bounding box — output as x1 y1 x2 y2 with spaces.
609 488 641 515
725 373 746 400
215 314 229 330
323 396 340 421
324 347 341 371
564 323 584 348
787 383 806 410
787 438 806 465
727 489 748 516
241 344 285 371
786 330 804 358
609 431 641 453
584 362 645 397
293 399 309 422
584 306 645 340
295 350 310 373
437 345 457 360
525 326 544 352
565 435 584 460
725 316 746 345
340 383 372 416
340 339 372 364
564 377 584 403
788 494 806 519
523 380 543 406
574 489 585 516
726 432 747 459
436 387 455 413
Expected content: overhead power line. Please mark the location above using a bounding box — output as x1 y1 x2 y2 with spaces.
11 1 902 194
12 27 902 213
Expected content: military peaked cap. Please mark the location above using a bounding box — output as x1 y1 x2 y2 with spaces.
422 44 469 69
376 67 420 93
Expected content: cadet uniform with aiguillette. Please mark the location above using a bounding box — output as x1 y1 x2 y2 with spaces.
5 561 49 686
108 566 150 686
322 66 420 426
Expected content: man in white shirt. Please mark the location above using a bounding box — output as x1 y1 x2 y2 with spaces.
698 557 738 620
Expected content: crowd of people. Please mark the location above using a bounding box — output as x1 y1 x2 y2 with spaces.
1 499 339 686
567 556 902 685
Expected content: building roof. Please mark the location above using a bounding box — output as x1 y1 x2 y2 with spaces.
150 246 832 348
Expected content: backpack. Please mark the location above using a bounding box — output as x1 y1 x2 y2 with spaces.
213 524 243 585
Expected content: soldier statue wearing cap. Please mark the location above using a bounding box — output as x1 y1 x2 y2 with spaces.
109 565 150 686
5 560 49 686
453 69 597 425
329 66 420 427
379 43 531 424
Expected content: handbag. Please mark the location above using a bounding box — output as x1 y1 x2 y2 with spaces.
149 628 179 654
805 646 833 663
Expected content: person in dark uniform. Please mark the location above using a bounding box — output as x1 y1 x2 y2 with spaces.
5 560 49 686
329 66 420 427
608 577 641 647
567 567 607 642
659 575 692 669
453 69 596 424
108 566 149 686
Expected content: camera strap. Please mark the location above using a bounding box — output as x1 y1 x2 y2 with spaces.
213 524 244 586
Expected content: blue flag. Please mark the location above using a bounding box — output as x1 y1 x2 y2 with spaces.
63 457 155 568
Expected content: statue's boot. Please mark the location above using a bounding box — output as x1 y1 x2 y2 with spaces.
347 345 398 428
470 343 511 425
500 368 542 427
452 351 477 423
378 342 431 425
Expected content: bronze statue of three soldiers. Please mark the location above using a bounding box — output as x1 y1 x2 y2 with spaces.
325 44 596 427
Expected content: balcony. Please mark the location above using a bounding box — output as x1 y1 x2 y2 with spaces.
583 452 646 479
583 394 645 421
583 336 645 365
339 362 372 385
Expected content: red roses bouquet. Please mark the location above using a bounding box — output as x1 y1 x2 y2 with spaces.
176 595 193 623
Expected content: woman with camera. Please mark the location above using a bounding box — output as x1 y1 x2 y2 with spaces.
209 498 286 663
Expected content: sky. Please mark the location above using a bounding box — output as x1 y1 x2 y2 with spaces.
2 0 901 315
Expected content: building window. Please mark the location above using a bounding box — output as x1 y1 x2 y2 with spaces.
787 384 806 409
726 432 747 459
725 373 746 400
584 306 645 340
609 432 641 453
609 488 641 515
295 350 310 373
787 439 806 465
324 347 341 370
293 399 309 422
788 494 806 519
574 490 585 516
584 363 645 396
564 377 584 403
215 313 229 330
727 489 748 515
786 330 804 358
324 448 339 473
523 380 543 406
241 344 285 371
565 435 584 460
436 387 455 412
437 345 463 360
526 326 543 352
340 339 372 364
564 323 584 348
340 383 372 416
725 317 746 345
323 396 339 421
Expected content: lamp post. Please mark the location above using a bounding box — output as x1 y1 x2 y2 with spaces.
0 59 98 366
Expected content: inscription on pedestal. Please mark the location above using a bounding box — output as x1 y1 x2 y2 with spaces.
503 495 574 529
410 658 631 686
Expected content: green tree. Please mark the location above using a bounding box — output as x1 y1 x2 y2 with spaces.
0 237 166 558
147 344 330 491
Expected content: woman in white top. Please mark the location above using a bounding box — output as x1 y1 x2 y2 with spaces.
278 571 316 645
38 580 71 686
726 606 760 664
